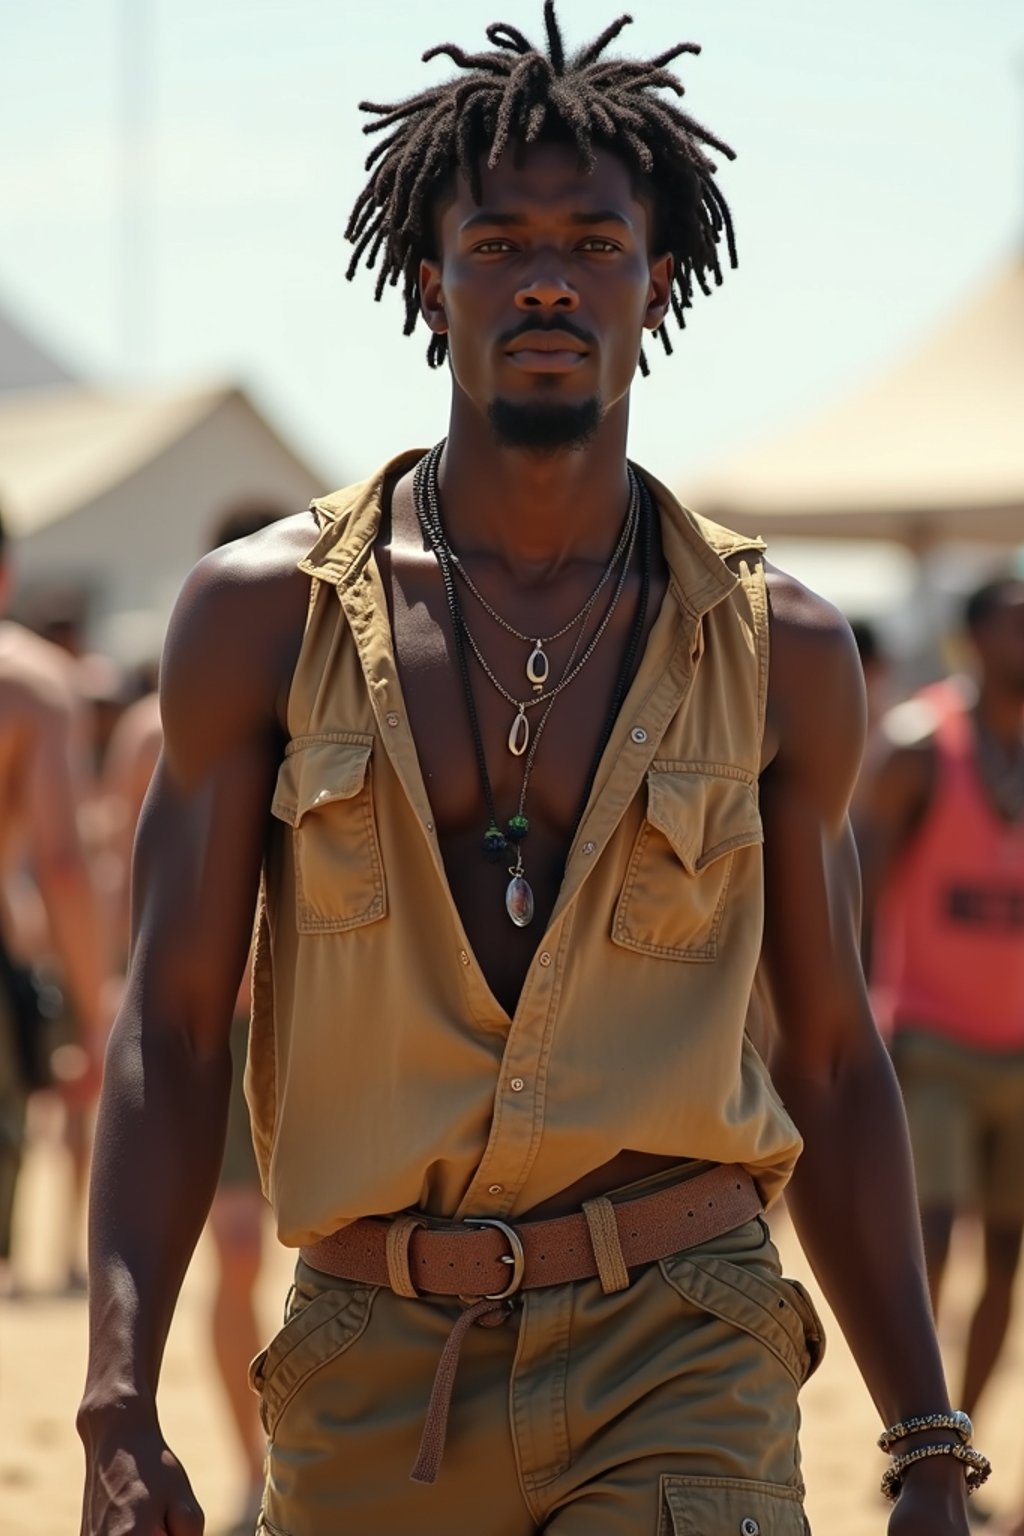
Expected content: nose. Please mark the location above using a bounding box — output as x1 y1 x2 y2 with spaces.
515 268 579 313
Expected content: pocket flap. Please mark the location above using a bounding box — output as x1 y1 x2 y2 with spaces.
271 736 373 828
662 1474 806 1535
646 771 763 874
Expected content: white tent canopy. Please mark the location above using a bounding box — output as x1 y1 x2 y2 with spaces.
0 382 325 658
0 301 77 393
685 256 1024 546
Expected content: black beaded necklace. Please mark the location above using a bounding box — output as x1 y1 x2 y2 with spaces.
412 442 654 928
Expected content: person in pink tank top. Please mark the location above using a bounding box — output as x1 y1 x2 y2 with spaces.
860 574 1024 1426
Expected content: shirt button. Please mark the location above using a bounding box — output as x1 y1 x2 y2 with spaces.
425 821 434 833
386 711 400 727
582 840 596 855
631 726 648 744
538 952 551 967
487 1183 504 1195
510 1077 525 1092
459 950 470 966
741 1521 760 1536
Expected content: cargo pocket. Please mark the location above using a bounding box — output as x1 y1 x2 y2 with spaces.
659 1473 808 1534
248 1275 378 1440
271 733 385 932
659 1241 825 1388
612 768 762 961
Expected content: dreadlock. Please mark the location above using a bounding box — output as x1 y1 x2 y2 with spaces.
345 0 737 375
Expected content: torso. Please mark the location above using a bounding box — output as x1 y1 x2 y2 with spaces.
254 491 804 1219
379 464 679 1214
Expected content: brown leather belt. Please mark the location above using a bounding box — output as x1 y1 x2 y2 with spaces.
301 1162 762 1301
299 1163 762 1486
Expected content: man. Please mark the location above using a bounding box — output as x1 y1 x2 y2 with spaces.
860 576 1024 1423
0 505 105 1295
78 8 979 1533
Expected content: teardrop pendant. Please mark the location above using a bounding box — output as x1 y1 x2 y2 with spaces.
508 706 529 757
526 641 549 694
505 873 535 927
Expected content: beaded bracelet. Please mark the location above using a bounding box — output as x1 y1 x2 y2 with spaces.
880 1440 992 1503
877 1409 973 1454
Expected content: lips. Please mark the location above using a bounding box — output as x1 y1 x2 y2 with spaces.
506 331 588 356
505 331 589 373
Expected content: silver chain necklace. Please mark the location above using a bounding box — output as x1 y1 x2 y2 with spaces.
423 470 640 756
446 489 637 700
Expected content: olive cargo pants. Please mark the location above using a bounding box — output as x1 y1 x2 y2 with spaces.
251 1213 823 1535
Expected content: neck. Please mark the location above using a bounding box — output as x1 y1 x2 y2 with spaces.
976 679 1024 747
436 390 633 578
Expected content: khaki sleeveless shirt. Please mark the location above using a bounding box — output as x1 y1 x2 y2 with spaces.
248 452 801 1245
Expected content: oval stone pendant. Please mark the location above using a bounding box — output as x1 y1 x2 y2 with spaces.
508 706 530 757
505 874 535 928
526 642 549 693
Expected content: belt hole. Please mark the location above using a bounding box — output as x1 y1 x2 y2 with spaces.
778 1300 786 1308
630 1230 638 1238
687 1210 694 1218
708 1200 714 1207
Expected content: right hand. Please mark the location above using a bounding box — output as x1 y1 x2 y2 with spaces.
79 1421 204 1536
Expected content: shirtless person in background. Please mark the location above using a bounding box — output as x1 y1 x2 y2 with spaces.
0 504 106 1295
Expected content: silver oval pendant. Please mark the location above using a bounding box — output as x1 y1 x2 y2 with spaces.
505 874 535 928
526 642 549 693
508 707 529 756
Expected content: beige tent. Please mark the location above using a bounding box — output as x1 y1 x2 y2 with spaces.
0 303 77 393
686 255 1024 547
0 381 326 658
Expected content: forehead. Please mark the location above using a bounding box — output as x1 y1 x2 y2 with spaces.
438 140 650 234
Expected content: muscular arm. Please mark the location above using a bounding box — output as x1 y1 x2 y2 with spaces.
78 521 311 1535
760 572 966 1532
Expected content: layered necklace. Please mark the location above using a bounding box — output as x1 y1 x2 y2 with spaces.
413 441 653 927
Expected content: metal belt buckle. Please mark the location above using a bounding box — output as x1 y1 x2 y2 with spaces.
464 1217 526 1300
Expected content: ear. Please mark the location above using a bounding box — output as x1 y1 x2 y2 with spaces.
419 258 448 336
643 252 674 332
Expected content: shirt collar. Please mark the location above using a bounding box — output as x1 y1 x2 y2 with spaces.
300 450 763 623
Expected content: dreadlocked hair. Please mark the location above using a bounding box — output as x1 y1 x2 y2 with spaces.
345 0 737 375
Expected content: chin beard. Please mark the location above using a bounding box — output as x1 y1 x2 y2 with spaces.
487 395 601 455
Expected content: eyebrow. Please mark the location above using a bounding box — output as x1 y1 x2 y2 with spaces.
460 208 633 232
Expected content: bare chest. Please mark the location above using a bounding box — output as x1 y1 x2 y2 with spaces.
381 539 664 1014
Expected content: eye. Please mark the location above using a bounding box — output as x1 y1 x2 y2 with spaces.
473 239 516 254
578 237 621 253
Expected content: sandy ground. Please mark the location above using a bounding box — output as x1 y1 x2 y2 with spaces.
3 1112 1023 1535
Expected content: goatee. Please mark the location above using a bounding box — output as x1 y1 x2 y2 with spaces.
488 396 601 455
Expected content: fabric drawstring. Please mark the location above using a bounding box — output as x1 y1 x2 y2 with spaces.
409 1298 510 1484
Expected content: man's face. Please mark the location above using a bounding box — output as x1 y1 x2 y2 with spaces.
420 140 672 452
976 586 1024 697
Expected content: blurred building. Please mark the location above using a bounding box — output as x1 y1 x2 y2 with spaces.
0 298 325 663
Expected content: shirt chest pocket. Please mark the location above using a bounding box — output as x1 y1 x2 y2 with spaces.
612 769 763 961
271 734 386 933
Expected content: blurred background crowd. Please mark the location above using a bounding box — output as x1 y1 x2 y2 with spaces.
1 2 1023 1533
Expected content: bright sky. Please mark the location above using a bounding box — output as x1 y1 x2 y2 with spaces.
1 0 1022 539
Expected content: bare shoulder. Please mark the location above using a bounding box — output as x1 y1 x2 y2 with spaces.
0 620 77 720
762 563 866 821
159 511 318 783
